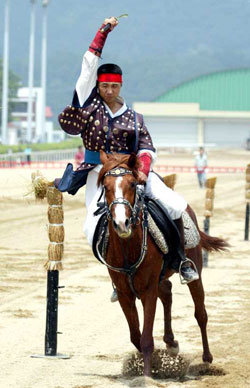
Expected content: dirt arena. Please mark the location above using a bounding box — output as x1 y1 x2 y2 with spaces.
0 149 249 388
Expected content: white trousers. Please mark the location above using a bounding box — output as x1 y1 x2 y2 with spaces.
83 168 187 246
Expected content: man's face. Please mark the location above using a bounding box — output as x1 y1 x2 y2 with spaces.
98 82 122 105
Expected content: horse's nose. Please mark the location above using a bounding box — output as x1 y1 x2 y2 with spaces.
113 218 130 235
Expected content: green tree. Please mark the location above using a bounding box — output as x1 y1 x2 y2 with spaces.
0 58 21 122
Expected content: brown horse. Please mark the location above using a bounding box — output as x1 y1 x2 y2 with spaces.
97 150 228 377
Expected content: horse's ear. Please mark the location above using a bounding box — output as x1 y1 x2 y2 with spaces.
100 150 109 164
128 153 137 169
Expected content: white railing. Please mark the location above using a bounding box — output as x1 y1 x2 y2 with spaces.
0 148 77 163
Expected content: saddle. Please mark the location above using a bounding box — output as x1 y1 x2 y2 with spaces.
92 197 200 271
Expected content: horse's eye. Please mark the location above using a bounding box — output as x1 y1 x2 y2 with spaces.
130 182 136 189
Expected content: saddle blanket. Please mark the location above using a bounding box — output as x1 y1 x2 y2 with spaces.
92 200 200 262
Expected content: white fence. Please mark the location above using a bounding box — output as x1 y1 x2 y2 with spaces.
0 148 76 164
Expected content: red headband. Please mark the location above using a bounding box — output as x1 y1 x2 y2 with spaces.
98 73 122 83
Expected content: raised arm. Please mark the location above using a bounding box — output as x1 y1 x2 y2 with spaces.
76 17 118 106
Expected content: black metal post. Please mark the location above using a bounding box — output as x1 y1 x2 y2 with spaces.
244 203 249 241
203 216 210 267
45 270 59 356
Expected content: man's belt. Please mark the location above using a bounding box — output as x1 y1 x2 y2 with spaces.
84 149 130 165
84 149 101 164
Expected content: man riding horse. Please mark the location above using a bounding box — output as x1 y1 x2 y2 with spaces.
55 16 199 300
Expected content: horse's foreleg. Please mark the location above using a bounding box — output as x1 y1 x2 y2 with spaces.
140 288 158 376
158 279 179 356
188 278 213 363
118 292 142 352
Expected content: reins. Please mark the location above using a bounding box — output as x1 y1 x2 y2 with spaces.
94 167 149 298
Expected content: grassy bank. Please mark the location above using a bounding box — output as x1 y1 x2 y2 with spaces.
0 138 82 154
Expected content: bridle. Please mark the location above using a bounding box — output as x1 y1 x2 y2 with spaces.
94 166 149 298
104 167 142 226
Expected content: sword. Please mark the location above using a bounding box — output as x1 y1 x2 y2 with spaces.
100 14 128 33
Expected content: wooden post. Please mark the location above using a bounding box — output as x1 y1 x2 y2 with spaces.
203 177 217 267
245 164 250 241
31 173 69 359
44 187 64 356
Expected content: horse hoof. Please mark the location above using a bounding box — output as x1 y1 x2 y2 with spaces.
203 353 213 364
166 341 179 356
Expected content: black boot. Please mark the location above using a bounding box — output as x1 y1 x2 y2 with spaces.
173 217 199 284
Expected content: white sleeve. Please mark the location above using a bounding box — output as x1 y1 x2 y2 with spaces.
75 50 99 107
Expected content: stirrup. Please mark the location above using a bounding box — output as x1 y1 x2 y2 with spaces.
179 258 199 285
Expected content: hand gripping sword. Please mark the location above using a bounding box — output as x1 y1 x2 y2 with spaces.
100 14 128 33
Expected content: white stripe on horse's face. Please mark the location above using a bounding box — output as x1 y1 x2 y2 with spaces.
114 176 126 225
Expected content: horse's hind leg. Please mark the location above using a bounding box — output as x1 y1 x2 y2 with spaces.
118 293 142 352
158 278 179 356
188 278 213 363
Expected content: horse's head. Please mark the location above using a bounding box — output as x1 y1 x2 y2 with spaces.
98 151 142 238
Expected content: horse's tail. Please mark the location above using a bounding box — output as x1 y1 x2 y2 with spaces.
199 229 229 252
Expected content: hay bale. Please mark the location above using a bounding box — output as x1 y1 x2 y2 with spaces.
48 243 64 261
163 174 177 190
48 207 64 224
47 187 63 206
205 189 214 199
205 198 213 211
48 225 64 243
31 171 53 200
44 259 63 271
122 350 189 379
46 186 64 271
205 177 216 189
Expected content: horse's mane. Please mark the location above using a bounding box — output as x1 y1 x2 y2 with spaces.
97 153 141 186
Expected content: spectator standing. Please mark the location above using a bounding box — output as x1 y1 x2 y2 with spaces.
195 147 207 188
24 146 32 165
74 146 85 168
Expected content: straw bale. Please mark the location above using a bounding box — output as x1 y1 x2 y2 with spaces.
44 260 63 271
48 207 64 224
48 225 64 243
31 171 53 200
163 174 177 190
206 188 215 199
48 243 64 261
205 177 217 189
246 174 250 183
246 190 250 200
47 187 63 206
205 198 213 211
204 210 213 217
246 183 250 190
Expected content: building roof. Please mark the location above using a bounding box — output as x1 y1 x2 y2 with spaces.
154 69 250 111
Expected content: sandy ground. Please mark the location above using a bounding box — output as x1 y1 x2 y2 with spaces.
0 149 249 388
